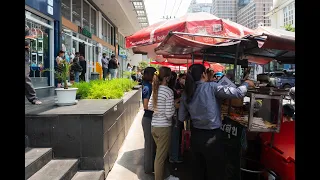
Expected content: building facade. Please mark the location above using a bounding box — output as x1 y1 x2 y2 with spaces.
60 0 148 80
266 0 295 29
237 0 273 29
188 0 213 13
212 0 238 22
25 0 61 91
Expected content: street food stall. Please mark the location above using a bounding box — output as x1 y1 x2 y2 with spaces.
154 30 295 180
126 12 295 180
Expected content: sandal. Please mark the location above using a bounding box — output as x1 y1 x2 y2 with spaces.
31 99 42 105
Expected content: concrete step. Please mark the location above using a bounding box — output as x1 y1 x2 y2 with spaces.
71 171 105 180
25 148 52 180
28 159 79 180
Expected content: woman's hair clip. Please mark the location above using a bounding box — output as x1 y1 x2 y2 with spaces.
154 71 159 76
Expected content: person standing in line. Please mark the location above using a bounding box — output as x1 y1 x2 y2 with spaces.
25 26 42 105
108 54 118 79
168 71 183 163
101 53 109 80
70 57 83 83
79 55 86 81
141 67 157 174
178 64 254 180
148 67 178 180
206 68 215 82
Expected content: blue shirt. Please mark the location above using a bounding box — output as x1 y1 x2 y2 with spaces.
178 81 249 130
142 81 153 117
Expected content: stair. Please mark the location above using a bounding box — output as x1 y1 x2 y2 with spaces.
71 171 104 180
25 148 105 180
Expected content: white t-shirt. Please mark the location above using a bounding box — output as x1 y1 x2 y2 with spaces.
148 85 175 127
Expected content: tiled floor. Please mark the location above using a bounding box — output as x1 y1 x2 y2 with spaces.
105 108 193 180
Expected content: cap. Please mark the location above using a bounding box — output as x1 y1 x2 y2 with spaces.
215 72 223 77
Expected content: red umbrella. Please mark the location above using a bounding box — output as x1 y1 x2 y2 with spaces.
126 12 254 61
210 63 225 72
126 12 253 49
150 60 211 69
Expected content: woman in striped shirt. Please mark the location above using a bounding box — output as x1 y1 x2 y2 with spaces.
148 67 176 180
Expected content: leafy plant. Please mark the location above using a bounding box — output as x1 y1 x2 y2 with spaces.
282 24 295 32
56 60 71 89
138 61 149 70
73 78 138 99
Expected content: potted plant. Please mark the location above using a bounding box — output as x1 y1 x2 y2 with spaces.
55 59 78 106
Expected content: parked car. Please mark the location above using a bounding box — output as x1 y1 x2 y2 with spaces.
259 71 295 89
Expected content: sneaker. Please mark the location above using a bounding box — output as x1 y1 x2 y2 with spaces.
165 175 180 180
169 158 183 164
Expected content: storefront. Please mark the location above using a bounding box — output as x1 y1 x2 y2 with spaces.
25 0 61 88
61 0 116 80
61 27 98 81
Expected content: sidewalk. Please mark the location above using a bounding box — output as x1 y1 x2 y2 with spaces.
106 108 192 180
106 108 154 180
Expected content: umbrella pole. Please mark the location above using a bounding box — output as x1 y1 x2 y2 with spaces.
192 53 194 64
228 43 241 116
233 43 240 84
202 54 205 65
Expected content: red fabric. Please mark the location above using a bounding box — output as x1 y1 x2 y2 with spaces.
126 12 254 49
260 121 295 180
259 121 295 161
261 144 295 180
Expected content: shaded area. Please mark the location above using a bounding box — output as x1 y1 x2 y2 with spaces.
117 148 154 180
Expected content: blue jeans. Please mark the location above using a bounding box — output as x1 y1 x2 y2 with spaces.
109 69 116 79
75 71 80 83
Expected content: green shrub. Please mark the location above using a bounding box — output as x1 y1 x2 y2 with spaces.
73 78 138 99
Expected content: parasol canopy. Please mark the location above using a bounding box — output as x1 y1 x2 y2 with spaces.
150 60 225 72
126 12 254 59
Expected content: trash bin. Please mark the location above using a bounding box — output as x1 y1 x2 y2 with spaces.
91 72 100 80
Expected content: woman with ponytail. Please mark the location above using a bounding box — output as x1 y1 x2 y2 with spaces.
141 67 157 174
148 67 177 180
179 64 254 180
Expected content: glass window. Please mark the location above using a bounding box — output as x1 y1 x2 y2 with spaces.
25 16 51 87
62 31 72 63
110 26 113 45
61 0 71 20
72 0 82 26
91 8 96 35
83 1 90 30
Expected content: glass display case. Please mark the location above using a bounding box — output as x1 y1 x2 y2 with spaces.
247 93 283 133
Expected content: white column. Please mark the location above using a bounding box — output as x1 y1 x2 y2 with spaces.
98 11 103 39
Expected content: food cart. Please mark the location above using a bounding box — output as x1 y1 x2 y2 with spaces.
154 30 295 180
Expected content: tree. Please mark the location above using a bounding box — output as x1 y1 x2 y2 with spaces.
138 61 160 70
283 24 295 32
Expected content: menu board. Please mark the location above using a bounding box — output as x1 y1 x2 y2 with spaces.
221 116 245 180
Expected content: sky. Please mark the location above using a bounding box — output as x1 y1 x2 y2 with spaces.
144 0 212 25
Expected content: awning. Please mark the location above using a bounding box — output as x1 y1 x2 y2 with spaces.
155 32 295 64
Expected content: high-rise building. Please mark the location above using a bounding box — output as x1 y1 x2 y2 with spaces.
188 0 213 14
238 0 250 9
212 0 238 22
237 0 273 29
266 0 295 29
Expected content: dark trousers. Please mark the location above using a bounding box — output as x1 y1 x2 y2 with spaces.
25 63 37 102
102 68 108 80
80 72 85 81
191 127 225 180
141 115 156 173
